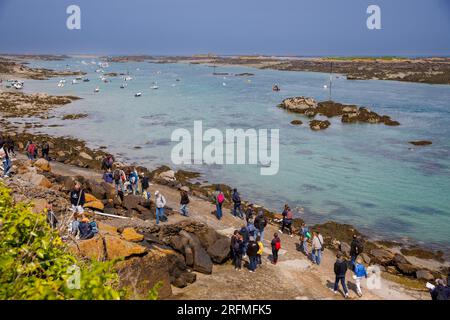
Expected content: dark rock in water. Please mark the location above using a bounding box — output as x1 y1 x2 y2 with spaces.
400 247 444 262
207 237 231 264
416 269 434 281
61 113 88 120
309 119 331 131
409 140 432 146
290 119 303 125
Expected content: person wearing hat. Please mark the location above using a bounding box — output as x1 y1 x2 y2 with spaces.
246 236 259 272
155 190 167 224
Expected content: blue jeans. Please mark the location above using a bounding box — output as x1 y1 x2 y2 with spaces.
302 239 309 255
180 204 188 216
312 249 322 265
115 180 124 193
216 203 222 220
334 276 348 294
233 203 243 218
249 256 258 271
2 158 11 176
256 229 265 242
156 207 166 224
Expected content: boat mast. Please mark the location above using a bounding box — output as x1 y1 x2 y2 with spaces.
329 62 333 101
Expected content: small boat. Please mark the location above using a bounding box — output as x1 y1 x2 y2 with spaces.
83 78 90 82
175 78 181 82
151 85 159 90
222 82 227 86
72 79 78 84
75 76 83 80
135 92 142 97
124 76 133 81
120 83 127 89
13 82 23 89
57 81 65 88
272 84 280 91
94 87 100 93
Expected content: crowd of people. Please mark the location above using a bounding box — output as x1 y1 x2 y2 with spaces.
3 137 450 300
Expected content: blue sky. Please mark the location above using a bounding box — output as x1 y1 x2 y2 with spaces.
0 0 449 56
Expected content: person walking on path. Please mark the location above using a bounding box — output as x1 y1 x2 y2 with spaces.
180 189 190 217
299 222 310 256
141 173 150 200
1 145 12 178
350 234 364 268
41 141 50 161
254 210 268 242
279 205 293 237
271 233 281 265
333 252 349 298
245 204 255 223
246 236 259 272
155 190 167 224
231 231 243 271
353 257 368 297
25 140 37 160
311 230 324 265
214 185 225 220
231 188 244 219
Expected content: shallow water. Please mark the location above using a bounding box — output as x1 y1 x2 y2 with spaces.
19 58 450 250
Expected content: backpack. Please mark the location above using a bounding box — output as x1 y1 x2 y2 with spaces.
113 169 121 181
356 241 364 254
217 192 225 204
305 231 312 239
232 192 241 203
286 210 293 220
27 143 35 155
275 241 281 250
89 221 99 234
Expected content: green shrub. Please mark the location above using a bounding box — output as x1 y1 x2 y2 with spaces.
0 183 124 300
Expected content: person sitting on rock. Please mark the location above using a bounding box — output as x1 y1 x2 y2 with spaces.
70 181 85 214
78 216 95 240
155 190 167 224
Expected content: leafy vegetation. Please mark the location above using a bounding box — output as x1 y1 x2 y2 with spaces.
0 183 162 300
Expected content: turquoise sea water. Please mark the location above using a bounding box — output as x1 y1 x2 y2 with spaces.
19 58 450 250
